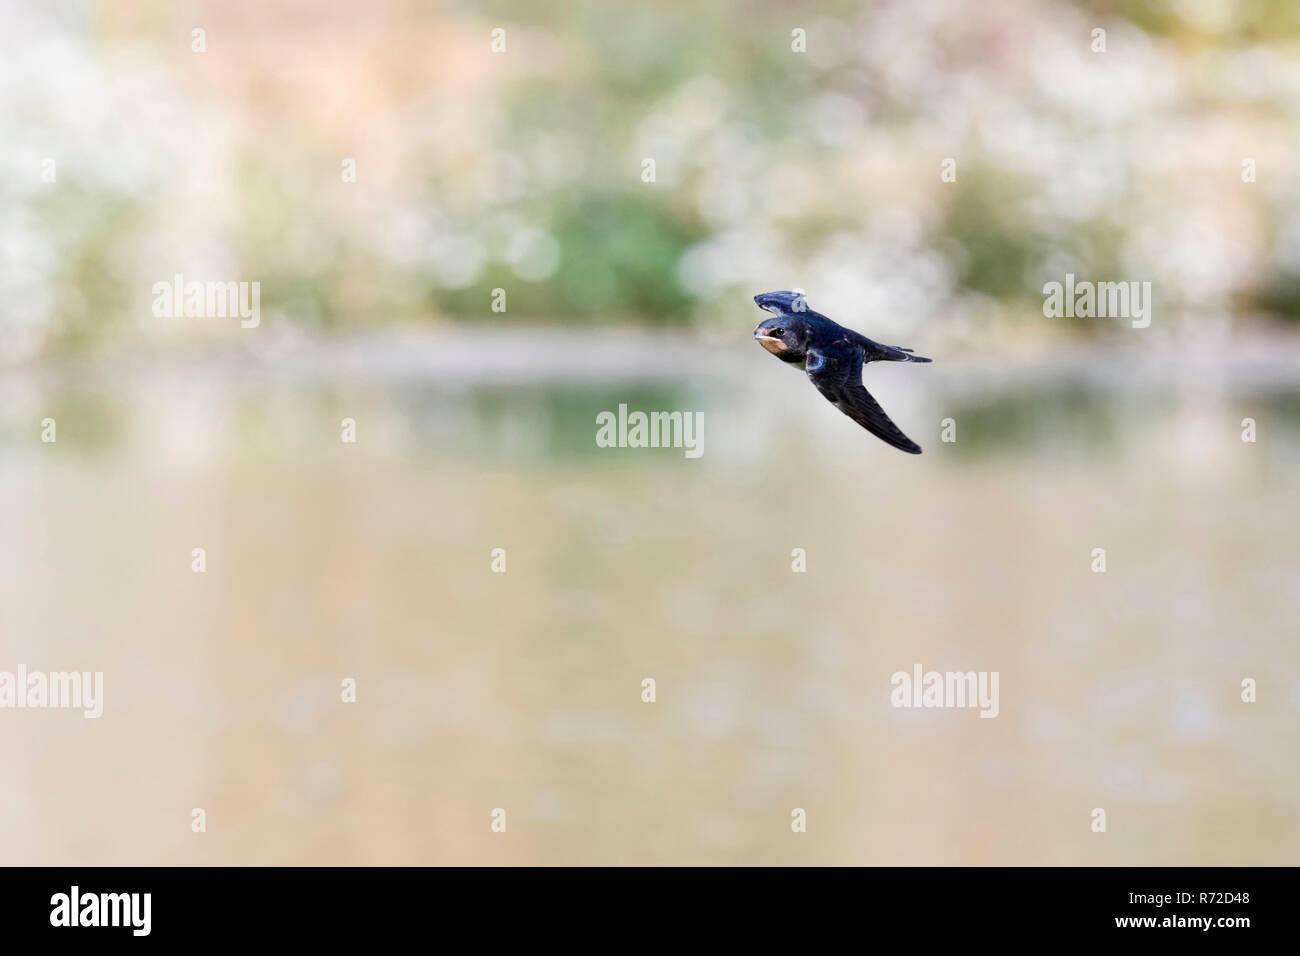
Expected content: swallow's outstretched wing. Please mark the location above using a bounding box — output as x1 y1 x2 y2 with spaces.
806 345 922 454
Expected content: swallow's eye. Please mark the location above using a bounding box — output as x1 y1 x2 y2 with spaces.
772 328 785 336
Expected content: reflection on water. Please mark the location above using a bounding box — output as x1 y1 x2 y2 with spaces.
11 378 1300 466
2 353 1298 864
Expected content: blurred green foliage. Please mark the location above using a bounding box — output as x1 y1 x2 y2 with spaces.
7 0 1300 356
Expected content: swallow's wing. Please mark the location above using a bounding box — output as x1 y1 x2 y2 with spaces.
806 345 922 454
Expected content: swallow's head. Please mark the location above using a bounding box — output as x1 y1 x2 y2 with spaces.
753 313 812 361
753 290 809 316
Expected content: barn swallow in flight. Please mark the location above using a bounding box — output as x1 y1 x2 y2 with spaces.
752 290 931 454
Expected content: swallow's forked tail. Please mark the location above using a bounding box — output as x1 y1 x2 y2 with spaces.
881 345 932 363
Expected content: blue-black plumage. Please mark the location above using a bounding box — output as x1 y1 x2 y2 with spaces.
752 290 931 454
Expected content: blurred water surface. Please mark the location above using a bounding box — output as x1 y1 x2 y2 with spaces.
3 332 1298 865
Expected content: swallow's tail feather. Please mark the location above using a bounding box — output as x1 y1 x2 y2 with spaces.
880 345 931 363
846 330 932 363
